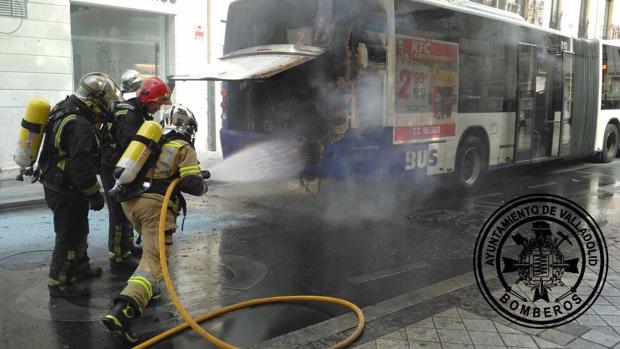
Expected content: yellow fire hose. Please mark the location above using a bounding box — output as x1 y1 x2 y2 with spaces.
133 178 365 349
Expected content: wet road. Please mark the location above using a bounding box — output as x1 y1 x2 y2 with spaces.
2 158 620 348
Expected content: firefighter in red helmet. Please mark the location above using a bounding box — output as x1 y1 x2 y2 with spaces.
100 77 172 272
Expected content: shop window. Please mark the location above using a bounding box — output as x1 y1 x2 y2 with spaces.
70 5 169 88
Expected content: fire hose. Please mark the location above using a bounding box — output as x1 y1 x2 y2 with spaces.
133 178 365 349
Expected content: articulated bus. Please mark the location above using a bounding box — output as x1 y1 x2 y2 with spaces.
176 0 619 192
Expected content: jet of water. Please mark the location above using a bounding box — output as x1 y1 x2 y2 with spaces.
204 140 304 183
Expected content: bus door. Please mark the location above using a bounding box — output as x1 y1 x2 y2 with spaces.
515 43 537 162
559 51 574 157
515 44 564 162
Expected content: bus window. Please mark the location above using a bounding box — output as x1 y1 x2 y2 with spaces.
395 4 511 114
602 44 620 110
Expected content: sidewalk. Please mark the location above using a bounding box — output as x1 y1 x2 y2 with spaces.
0 179 45 211
252 244 620 349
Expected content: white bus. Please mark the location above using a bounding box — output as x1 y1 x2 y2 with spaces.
176 0 614 192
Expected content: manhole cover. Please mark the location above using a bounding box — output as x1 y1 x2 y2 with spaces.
0 250 52 271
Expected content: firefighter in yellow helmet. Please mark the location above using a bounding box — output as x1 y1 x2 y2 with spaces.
38 72 123 298
103 105 208 343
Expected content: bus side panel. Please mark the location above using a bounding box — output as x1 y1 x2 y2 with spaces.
455 113 516 169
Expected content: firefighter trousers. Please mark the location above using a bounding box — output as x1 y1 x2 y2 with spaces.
44 187 90 288
118 196 176 313
100 165 135 262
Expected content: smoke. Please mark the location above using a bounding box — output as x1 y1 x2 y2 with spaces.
204 140 304 183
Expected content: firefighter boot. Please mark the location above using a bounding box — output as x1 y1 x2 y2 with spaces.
75 263 103 282
103 299 138 343
110 257 139 274
48 283 91 298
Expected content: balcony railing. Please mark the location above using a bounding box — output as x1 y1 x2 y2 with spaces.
603 25 620 40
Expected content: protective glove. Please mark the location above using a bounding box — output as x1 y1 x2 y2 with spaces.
88 191 105 211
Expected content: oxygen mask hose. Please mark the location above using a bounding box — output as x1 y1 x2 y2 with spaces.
134 178 365 349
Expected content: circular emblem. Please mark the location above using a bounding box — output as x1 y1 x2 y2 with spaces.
474 194 608 328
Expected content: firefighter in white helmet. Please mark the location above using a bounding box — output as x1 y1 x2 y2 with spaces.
103 105 208 343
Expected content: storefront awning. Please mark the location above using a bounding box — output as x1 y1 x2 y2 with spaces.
172 45 325 81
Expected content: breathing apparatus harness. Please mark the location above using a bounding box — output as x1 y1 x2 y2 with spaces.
37 96 98 194
114 131 198 228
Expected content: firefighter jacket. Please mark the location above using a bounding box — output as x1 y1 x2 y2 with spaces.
39 95 102 198
101 98 151 168
141 136 207 211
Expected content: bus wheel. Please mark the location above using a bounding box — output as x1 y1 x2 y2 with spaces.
600 123 619 163
456 136 488 193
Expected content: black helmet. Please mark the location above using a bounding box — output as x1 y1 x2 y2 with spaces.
75 72 123 114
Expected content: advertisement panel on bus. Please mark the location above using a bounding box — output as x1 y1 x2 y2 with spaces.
394 35 459 144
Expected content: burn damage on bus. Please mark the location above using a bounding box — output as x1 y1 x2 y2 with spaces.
222 0 386 169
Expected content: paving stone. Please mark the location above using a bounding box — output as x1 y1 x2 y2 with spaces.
458 308 485 319
441 344 474 349
435 308 461 318
592 304 620 316
595 297 613 306
606 297 620 306
436 329 472 344
533 337 565 348
405 327 439 343
589 326 618 336
411 318 435 329
577 314 608 326
379 329 406 341
581 329 620 347
555 322 591 337
433 317 466 330
409 342 442 349
567 338 607 349
353 341 377 349
463 319 497 332
375 338 409 349
468 331 505 346
602 315 620 326
493 323 523 334
602 287 620 297
538 328 576 346
474 346 507 349
498 333 537 348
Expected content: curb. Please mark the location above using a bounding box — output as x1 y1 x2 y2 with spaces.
250 270 486 349
0 198 47 212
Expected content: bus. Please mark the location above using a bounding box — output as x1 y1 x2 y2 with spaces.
175 0 617 192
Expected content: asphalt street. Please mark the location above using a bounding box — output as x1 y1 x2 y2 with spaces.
2 158 620 348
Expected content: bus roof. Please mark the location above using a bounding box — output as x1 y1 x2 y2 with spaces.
406 0 569 39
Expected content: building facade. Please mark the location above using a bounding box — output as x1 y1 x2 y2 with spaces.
0 0 231 176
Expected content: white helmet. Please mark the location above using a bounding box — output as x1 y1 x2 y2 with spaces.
160 104 198 141
121 69 144 93
75 72 123 114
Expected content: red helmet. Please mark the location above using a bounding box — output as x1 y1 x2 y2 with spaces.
137 77 171 105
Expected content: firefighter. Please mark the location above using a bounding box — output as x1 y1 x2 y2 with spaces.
100 77 171 271
120 69 143 99
39 72 123 298
102 105 208 343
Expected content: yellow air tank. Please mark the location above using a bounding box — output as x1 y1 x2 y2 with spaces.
112 120 163 189
14 98 51 169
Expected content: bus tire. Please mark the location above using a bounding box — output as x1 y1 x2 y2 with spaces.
455 136 488 193
600 123 619 163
